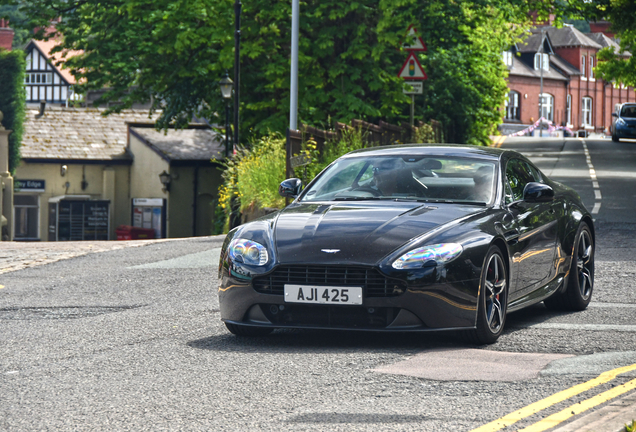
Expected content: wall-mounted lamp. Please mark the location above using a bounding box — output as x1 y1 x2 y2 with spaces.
61 165 68 176
159 170 171 193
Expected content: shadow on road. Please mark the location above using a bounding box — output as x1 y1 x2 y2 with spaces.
188 328 471 354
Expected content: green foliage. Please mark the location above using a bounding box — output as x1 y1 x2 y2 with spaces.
216 133 287 231
626 419 636 432
379 0 531 144
0 4 32 49
6 0 554 145
0 48 25 174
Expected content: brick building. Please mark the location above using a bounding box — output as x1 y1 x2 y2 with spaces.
502 23 634 136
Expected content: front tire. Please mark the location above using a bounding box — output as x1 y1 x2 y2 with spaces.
545 222 594 311
465 246 508 344
612 133 619 142
225 322 274 336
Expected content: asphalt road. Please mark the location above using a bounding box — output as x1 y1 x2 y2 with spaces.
1 136 635 431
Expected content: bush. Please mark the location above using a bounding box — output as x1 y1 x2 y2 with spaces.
214 121 440 232
216 133 287 232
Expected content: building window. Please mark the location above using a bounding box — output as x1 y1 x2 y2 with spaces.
505 91 520 120
502 51 513 67
539 93 554 121
581 55 587 80
582 97 593 126
24 73 53 84
589 56 595 80
14 195 40 239
534 53 549 71
566 94 572 126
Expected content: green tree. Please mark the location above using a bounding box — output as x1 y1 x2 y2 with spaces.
576 0 636 88
0 48 26 174
4 0 558 144
0 4 33 49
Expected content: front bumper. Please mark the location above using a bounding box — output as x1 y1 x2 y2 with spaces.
218 270 480 331
615 122 636 138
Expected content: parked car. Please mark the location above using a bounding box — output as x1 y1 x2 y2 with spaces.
611 102 636 142
217 145 594 344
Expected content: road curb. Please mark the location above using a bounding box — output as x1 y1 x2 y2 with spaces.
0 236 225 274
551 390 636 432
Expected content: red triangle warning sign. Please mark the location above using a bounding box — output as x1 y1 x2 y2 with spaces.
398 52 427 80
403 25 427 52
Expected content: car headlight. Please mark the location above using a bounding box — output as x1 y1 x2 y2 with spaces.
392 243 463 269
228 238 269 266
617 118 626 126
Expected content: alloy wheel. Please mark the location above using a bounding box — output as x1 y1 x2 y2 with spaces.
484 253 506 333
577 230 593 300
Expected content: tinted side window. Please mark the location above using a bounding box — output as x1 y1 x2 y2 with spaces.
505 159 538 203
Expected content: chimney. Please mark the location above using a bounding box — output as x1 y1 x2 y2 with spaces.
0 19 15 51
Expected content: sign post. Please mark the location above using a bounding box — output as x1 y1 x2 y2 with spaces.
398 26 427 127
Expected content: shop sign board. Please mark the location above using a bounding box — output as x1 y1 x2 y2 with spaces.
14 179 45 193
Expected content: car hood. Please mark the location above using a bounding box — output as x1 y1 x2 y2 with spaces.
273 201 484 265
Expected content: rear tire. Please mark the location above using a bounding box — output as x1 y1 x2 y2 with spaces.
225 322 273 336
545 222 594 311
464 246 508 345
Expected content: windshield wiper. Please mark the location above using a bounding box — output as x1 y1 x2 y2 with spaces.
333 196 384 201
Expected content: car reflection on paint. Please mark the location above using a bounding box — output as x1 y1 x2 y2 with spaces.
217 145 595 344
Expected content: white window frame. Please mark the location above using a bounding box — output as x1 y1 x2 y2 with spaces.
539 93 554 122
566 94 572 127
534 53 549 71
582 97 593 127
589 56 595 81
13 194 40 240
24 72 53 85
505 91 520 120
581 55 587 81
502 51 513 67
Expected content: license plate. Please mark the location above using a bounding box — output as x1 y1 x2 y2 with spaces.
284 285 363 305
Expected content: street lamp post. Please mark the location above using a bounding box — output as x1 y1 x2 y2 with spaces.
539 28 546 138
219 72 234 157
234 0 242 150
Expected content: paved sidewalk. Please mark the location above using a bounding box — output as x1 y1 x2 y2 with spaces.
0 239 174 274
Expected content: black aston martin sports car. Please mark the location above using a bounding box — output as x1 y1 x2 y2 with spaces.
218 145 595 344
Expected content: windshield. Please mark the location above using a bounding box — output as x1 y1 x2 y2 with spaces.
301 155 497 204
620 105 636 118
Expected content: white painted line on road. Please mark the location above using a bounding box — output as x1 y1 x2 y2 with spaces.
581 141 601 215
589 302 636 308
528 323 636 332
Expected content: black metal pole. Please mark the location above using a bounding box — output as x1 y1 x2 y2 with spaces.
234 0 242 150
225 103 230 157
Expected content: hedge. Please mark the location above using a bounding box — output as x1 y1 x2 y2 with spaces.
0 48 25 175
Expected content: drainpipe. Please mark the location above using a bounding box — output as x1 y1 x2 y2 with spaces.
35 101 46 118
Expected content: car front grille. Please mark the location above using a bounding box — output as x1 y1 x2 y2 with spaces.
252 266 406 297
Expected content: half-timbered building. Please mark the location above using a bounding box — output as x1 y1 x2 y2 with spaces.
23 39 78 105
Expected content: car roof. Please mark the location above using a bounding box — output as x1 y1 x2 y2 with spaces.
342 144 509 160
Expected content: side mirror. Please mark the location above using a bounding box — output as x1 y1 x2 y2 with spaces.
612 112 618 118
523 182 554 203
279 178 303 198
